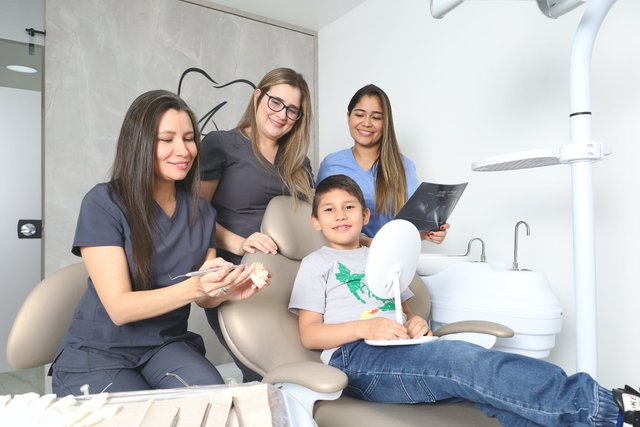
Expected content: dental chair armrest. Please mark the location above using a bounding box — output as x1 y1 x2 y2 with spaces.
263 361 348 394
433 320 514 338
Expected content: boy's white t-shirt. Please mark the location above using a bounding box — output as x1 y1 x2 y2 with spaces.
289 245 414 364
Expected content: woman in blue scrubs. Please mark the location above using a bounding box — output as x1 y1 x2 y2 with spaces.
316 84 449 246
50 90 265 396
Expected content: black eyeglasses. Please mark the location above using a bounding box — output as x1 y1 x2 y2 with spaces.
264 92 303 121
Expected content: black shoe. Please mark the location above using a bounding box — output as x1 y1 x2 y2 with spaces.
613 385 640 427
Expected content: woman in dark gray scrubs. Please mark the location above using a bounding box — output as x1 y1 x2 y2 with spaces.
50 90 266 396
199 68 314 266
199 68 314 381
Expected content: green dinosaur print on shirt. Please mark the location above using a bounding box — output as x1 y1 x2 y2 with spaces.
335 262 395 311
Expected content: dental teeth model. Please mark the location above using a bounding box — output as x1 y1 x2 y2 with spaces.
250 262 269 288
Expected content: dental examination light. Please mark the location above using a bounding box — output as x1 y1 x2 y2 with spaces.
431 0 618 378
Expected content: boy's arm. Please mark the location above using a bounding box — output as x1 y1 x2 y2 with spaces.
402 301 432 339
298 309 411 349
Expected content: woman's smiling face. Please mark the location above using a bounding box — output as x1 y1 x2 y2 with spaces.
154 108 197 185
254 83 302 143
347 95 384 148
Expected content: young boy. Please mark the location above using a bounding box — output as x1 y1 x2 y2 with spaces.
289 174 640 426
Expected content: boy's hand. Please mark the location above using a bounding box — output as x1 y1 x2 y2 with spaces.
404 316 432 339
359 317 410 340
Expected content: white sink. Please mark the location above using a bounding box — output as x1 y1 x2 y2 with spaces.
417 253 470 276
420 262 563 359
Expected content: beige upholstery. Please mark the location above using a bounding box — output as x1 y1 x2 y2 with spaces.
218 196 502 426
6 262 87 369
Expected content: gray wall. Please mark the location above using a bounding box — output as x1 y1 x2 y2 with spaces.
45 0 316 366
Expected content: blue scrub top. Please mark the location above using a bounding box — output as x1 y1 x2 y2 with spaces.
51 183 216 373
316 148 418 237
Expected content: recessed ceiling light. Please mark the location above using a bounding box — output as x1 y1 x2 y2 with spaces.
6 65 38 74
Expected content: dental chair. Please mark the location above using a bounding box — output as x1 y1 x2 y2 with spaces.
218 195 510 426
6 262 88 370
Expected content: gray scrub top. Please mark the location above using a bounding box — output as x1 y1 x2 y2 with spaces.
51 183 216 373
200 129 313 263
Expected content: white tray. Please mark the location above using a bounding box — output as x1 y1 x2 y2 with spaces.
365 336 439 346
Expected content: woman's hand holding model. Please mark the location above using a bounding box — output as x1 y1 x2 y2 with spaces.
196 259 268 302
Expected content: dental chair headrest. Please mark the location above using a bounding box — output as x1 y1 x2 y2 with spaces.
261 195 327 261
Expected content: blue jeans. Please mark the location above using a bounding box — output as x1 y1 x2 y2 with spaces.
329 340 618 426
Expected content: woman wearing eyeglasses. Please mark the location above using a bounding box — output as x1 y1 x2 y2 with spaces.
199 67 314 381
199 68 314 266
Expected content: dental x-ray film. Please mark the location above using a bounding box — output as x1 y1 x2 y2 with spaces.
394 182 468 232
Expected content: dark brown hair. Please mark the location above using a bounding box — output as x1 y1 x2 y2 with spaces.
348 84 408 216
110 90 201 290
313 174 366 218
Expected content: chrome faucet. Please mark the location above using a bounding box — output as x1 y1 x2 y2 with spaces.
465 237 486 262
512 221 530 270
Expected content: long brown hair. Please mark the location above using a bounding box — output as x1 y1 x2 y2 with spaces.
110 90 201 291
347 84 408 217
236 67 313 202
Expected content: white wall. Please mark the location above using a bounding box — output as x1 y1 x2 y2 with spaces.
318 0 640 388
0 0 44 44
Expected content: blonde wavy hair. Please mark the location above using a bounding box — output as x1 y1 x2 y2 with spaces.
236 68 313 202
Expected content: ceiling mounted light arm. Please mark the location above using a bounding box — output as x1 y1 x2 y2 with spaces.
568 0 617 145
430 0 464 19
537 0 586 19
430 0 586 19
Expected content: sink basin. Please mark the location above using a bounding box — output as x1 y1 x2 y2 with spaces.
420 262 563 358
417 253 471 276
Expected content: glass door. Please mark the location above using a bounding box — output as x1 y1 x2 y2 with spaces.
0 37 43 382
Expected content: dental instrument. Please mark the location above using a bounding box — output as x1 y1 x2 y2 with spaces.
168 264 241 280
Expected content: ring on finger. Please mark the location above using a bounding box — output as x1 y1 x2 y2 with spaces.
219 286 227 295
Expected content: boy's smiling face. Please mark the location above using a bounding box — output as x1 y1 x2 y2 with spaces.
311 188 370 250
